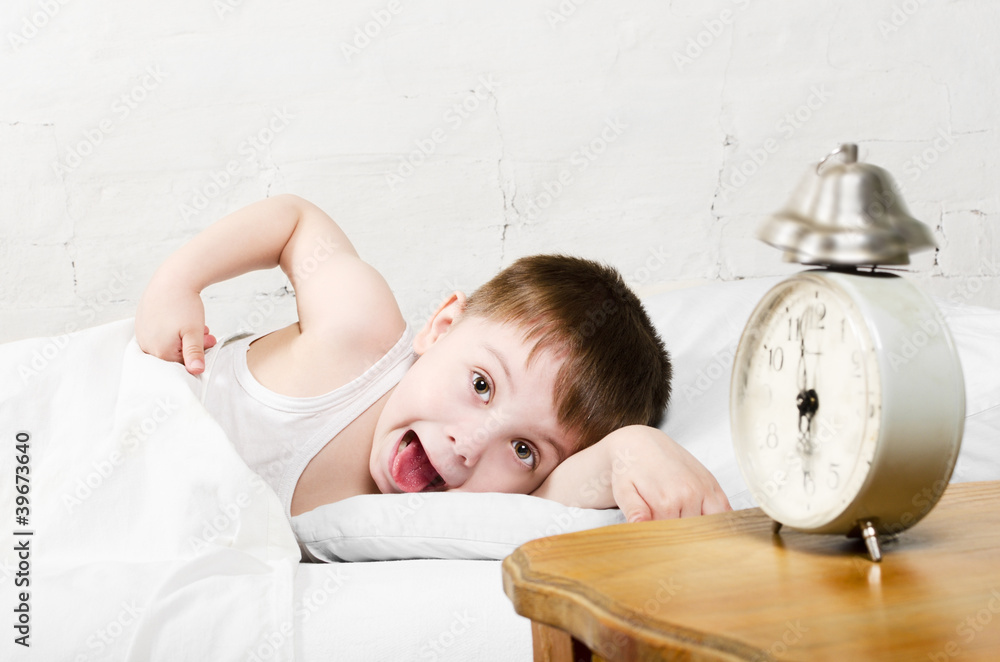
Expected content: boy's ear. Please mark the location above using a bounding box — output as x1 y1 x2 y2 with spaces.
413 291 467 355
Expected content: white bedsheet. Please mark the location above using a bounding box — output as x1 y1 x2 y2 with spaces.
295 560 532 661
0 319 300 661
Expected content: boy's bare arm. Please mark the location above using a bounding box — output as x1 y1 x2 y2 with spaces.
136 194 401 373
531 425 731 522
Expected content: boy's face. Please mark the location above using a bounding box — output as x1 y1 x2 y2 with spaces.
370 295 579 496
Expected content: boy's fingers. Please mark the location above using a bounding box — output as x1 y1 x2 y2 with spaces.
702 489 733 515
614 482 653 523
180 329 206 374
204 326 218 351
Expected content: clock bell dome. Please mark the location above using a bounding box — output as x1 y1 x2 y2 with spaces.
758 143 936 266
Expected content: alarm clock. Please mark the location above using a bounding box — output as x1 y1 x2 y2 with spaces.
730 144 965 562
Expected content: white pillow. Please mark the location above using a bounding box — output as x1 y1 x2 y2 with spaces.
293 492 625 562
293 277 1000 562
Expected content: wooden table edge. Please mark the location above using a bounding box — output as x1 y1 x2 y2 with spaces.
501 480 1000 662
502 541 769 661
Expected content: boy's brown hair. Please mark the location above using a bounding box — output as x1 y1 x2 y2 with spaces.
463 254 671 451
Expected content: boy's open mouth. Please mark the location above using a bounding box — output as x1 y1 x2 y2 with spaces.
391 430 446 492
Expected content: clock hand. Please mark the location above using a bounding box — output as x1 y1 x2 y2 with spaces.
798 312 808 392
796 390 819 439
796 387 820 488
793 305 823 493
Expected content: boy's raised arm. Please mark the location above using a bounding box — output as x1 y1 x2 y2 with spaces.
531 425 732 522
135 194 395 373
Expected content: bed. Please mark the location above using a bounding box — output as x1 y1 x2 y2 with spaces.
3 276 998 661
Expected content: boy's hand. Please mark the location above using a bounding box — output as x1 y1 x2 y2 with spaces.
604 426 731 522
532 425 731 522
135 278 217 375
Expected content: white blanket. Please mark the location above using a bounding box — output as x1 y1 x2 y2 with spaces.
0 320 300 661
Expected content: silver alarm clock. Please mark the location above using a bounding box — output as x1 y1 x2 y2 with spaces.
730 144 965 562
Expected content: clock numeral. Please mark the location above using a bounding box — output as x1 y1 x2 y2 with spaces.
807 303 826 332
765 423 778 449
788 303 827 342
827 464 840 490
851 350 863 378
788 317 802 342
803 471 816 496
769 347 784 371
760 383 773 408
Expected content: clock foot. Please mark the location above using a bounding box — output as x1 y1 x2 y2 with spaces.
858 520 882 563
771 520 783 535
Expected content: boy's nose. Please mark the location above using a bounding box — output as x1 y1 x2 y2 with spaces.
449 428 491 467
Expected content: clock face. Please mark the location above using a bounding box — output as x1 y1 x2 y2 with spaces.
731 275 882 530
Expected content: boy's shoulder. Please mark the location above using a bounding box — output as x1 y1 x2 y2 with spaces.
250 256 407 397
300 255 407 363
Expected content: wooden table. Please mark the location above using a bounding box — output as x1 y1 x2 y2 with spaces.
502 481 1000 661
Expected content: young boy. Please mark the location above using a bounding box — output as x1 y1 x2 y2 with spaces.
136 194 730 522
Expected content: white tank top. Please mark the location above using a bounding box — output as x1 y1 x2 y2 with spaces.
200 326 415 515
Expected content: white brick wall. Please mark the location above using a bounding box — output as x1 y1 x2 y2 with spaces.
2 0 998 343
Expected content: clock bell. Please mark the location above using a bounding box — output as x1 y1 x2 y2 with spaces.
758 142 935 267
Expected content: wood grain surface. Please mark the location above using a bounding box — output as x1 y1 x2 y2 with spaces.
503 481 1000 661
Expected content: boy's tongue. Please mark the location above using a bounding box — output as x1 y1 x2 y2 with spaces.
391 434 439 492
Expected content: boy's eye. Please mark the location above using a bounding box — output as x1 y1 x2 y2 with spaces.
511 440 537 468
472 372 491 402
